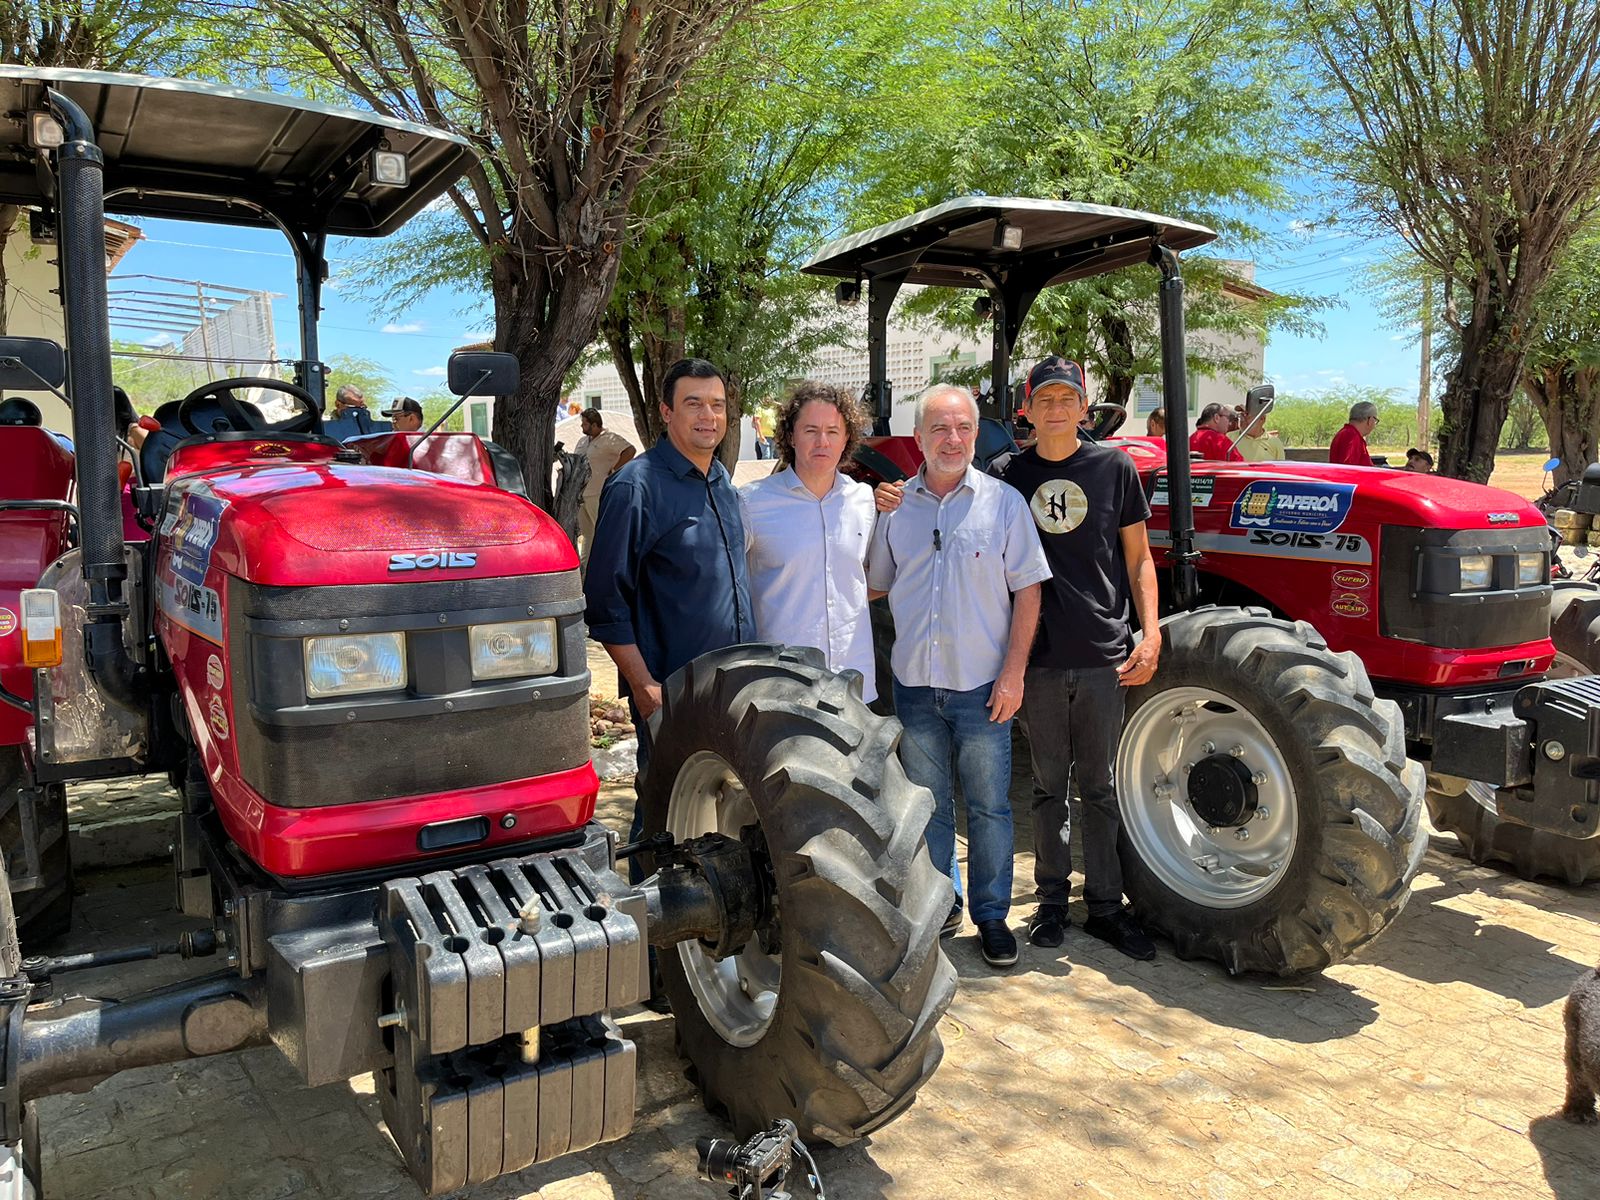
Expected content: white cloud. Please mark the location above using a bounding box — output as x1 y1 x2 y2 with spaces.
460 330 494 343
141 333 176 348
383 321 425 335
413 365 447 378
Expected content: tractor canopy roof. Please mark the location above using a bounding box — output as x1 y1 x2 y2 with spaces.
802 196 1217 289
0 66 475 237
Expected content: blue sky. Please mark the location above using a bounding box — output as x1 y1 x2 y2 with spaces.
109 211 1428 404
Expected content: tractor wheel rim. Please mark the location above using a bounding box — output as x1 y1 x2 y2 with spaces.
1117 685 1299 908
666 750 780 1047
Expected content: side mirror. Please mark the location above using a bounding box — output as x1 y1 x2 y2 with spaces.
447 351 518 397
1544 457 1563 473
1245 383 1275 408
0 336 67 390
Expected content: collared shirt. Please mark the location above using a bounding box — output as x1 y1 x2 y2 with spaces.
577 429 634 499
1236 431 1285 461
1190 427 1244 462
866 464 1052 691
739 467 878 702
583 438 751 694
1329 423 1373 466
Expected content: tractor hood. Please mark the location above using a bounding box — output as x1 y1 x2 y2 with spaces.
169 465 576 588
1132 454 1548 531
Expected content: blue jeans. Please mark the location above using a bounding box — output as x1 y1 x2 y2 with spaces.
893 681 1014 924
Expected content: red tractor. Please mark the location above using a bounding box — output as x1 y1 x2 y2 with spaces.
808 198 1445 977
0 66 952 1195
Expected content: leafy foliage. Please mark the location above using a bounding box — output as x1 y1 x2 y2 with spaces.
1303 0 1600 481
847 0 1324 404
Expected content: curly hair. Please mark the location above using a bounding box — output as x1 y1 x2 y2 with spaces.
772 380 869 470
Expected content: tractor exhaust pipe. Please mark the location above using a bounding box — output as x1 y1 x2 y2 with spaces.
46 87 146 712
1151 244 1200 610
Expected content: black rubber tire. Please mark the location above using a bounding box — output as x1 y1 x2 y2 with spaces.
640 644 955 1145
1424 581 1600 885
0 751 72 947
1118 608 1427 976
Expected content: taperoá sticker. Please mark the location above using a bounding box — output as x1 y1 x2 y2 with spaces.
0 608 14 637
1231 480 1355 535
206 655 225 690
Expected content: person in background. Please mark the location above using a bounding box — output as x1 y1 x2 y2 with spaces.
1189 402 1244 462
1235 391 1285 461
1145 408 1167 439
328 384 380 437
383 396 425 433
574 407 636 572
1330 400 1379 466
738 381 876 698
1405 447 1434 472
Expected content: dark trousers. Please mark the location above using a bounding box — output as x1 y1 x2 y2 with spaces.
1020 664 1127 918
626 699 654 884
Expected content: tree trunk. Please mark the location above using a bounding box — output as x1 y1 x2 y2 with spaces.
1436 304 1527 483
1528 365 1600 488
551 445 590 545
1099 310 1136 410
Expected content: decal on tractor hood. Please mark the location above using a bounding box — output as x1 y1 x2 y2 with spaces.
1230 480 1355 536
389 552 478 571
157 489 229 644
1150 474 1215 508
1150 528 1373 565
0 608 13 638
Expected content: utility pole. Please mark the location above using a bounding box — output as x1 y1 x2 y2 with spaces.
1418 277 1433 448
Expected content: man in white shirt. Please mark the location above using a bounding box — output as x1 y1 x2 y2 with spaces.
738 382 878 700
866 384 1052 969
574 408 636 572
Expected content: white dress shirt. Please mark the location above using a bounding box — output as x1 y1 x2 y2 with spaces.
865 464 1052 692
739 467 879 702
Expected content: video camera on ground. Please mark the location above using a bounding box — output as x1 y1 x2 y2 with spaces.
696 1118 828 1199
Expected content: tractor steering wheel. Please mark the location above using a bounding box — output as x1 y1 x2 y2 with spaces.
1086 403 1128 439
177 377 321 436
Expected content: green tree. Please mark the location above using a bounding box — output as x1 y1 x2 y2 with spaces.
853 0 1324 407
249 0 762 507
1522 225 1600 483
600 0 913 456
1304 0 1600 482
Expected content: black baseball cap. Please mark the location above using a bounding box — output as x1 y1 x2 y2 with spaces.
1026 356 1086 399
382 396 423 418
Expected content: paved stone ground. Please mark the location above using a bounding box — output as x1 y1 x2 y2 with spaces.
35 773 1600 1200
44 645 1600 1197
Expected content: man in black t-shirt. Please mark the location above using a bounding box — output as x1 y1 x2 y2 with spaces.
1002 357 1162 961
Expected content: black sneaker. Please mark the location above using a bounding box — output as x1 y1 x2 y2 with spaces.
977 920 1019 968
1083 908 1156 961
1026 905 1071 949
940 901 963 940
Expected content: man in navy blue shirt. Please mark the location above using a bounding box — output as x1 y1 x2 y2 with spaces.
583 358 752 857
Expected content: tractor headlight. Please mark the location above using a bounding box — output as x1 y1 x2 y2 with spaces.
470 619 558 680
1517 552 1546 586
1458 554 1494 591
304 632 407 698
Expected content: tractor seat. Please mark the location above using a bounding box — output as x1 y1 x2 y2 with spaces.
139 396 266 483
0 397 43 426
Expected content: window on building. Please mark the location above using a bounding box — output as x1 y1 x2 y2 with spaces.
466 398 492 438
